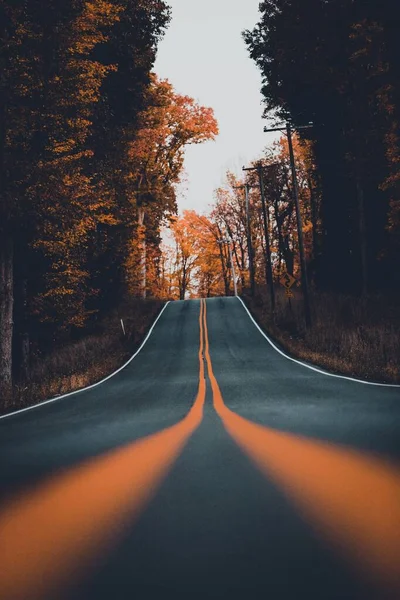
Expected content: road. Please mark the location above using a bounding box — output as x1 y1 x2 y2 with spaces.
0 297 399 600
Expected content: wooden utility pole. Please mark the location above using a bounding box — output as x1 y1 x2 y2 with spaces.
227 239 238 297
243 164 275 311
217 237 237 296
286 123 311 327
234 184 256 297
245 184 256 297
265 122 313 327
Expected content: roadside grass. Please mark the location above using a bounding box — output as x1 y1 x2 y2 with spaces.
243 287 400 385
4 299 164 415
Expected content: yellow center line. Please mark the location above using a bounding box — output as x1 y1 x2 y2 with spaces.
0 300 206 600
202 298 400 594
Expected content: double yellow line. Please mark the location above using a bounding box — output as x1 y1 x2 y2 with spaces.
0 303 207 600
1 299 399 599
201 298 240 420
201 298 400 595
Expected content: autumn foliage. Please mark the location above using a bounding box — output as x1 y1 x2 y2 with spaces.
166 135 316 300
0 0 218 402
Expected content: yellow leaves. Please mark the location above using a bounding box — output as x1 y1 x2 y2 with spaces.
45 150 94 169
303 220 313 234
51 140 77 154
165 210 226 298
67 117 92 130
97 214 119 226
69 0 122 56
3 0 175 331
43 287 75 298
64 60 116 108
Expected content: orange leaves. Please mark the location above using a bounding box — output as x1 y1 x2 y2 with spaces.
122 76 218 300
165 211 225 299
69 1 122 56
127 74 218 201
25 2 124 328
0 0 175 344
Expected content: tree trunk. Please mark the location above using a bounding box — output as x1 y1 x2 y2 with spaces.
357 179 368 295
317 130 356 292
0 233 14 404
13 275 30 382
180 263 186 300
239 245 246 288
216 232 230 295
274 212 285 272
138 207 146 299
283 238 294 276
308 177 319 264
20 332 30 381
141 237 147 299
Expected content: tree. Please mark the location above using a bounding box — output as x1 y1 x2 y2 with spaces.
87 0 172 306
32 0 122 330
206 134 318 302
244 0 400 293
169 212 202 300
0 0 172 402
165 211 226 300
124 76 218 298
0 0 122 399
213 174 250 291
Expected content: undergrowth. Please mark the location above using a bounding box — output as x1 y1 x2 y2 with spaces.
243 288 400 384
3 299 164 415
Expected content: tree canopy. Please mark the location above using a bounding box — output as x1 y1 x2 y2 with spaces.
0 0 218 400
244 0 400 293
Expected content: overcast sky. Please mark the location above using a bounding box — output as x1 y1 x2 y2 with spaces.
154 0 278 215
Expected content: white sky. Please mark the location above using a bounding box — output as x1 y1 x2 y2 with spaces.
154 0 278 215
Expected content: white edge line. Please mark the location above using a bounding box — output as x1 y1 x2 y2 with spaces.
0 302 171 421
237 296 400 388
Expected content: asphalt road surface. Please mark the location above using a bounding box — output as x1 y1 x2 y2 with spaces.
0 297 399 600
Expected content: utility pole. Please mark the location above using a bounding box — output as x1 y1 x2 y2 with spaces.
264 122 313 327
227 238 238 297
243 164 275 311
218 237 237 297
234 183 257 297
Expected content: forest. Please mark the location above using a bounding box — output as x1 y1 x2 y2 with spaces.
0 0 218 407
1 0 399 411
243 0 400 295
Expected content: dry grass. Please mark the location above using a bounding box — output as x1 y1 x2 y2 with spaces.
4 299 164 415
4 291 398 416
244 287 400 384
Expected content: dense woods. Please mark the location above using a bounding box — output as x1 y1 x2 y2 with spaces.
0 0 218 405
243 0 400 295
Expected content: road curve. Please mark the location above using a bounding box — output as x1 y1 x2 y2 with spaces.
0 297 399 600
